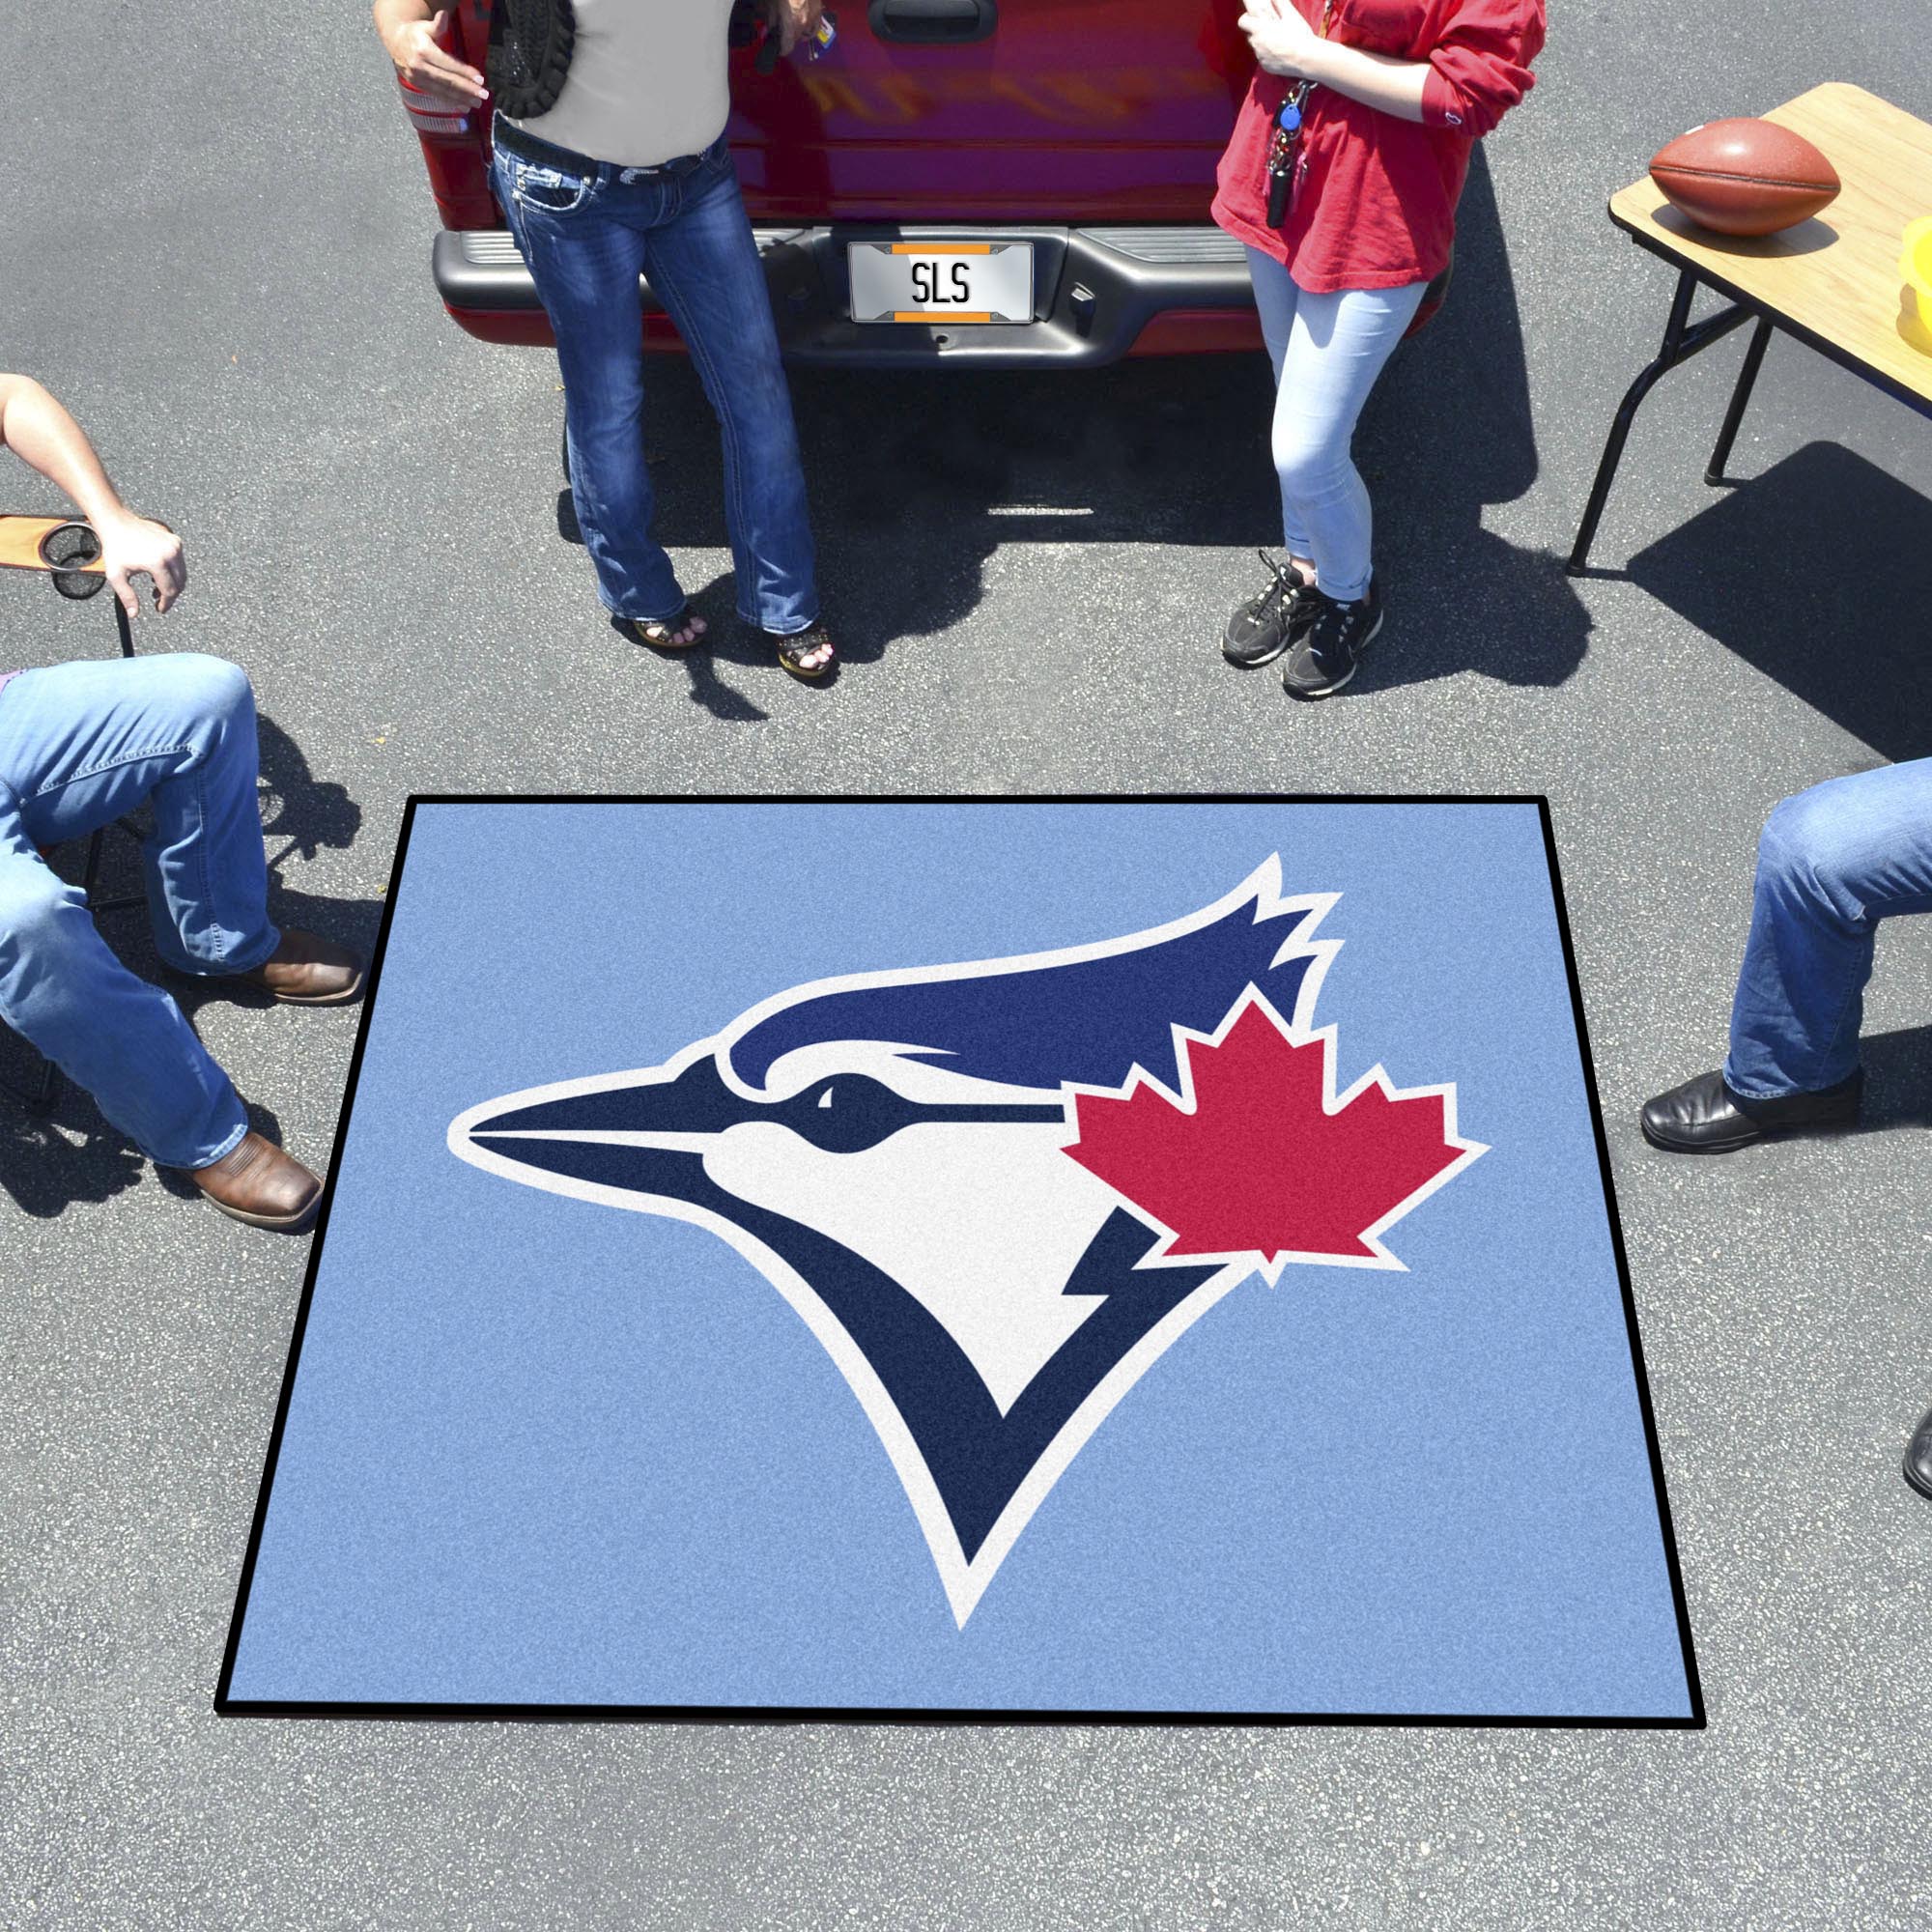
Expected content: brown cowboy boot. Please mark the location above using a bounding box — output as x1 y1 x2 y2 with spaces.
190 1132 324 1231
234 929 365 1006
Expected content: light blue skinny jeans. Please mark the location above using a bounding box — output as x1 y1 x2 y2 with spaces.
1245 247 1427 605
0 655 274 1167
1724 758 1932 1099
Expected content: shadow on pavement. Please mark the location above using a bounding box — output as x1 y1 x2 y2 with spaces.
257 711 362 868
0 711 378 1220
1626 441 1932 762
1860 1023 1932 1132
564 346 1288 682
0 1105 147 1217
1352 145 1593 696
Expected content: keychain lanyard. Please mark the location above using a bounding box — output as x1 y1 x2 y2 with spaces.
1264 0 1335 227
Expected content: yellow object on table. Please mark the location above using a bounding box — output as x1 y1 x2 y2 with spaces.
1902 215 1932 354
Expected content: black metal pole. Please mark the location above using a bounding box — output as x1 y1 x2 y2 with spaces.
1567 268 1701 576
1705 317 1775 486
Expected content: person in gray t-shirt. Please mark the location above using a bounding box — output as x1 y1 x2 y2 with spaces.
511 0 744 171
378 0 837 681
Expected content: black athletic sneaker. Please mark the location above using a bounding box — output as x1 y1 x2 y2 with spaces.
1282 577 1383 699
1222 552 1319 668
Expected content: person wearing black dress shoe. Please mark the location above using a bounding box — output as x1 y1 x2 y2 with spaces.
1640 759 1932 1153
1905 1405 1932 1502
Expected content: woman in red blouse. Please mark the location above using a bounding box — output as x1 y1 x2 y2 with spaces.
1212 0 1545 696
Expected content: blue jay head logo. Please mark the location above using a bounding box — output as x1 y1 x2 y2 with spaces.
448 858 1483 1625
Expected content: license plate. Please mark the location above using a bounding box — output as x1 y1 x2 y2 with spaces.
847 242 1034 325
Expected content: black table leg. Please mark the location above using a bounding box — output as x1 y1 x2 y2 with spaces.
79 831 149 913
1567 269 1756 576
1705 317 1775 485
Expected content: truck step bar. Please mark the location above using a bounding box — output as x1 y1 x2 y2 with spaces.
433 223 1259 368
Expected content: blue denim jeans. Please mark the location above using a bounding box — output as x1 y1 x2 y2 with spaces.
1725 758 1932 1099
494 123 819 635
0 655 277 1167
1245 248 1427 605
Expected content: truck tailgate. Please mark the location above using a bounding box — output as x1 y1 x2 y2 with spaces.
728 1 1253 225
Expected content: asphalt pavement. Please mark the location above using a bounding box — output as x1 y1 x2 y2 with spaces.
3 1 1931 1925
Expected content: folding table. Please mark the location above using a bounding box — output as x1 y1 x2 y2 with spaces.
1569 83 1932 575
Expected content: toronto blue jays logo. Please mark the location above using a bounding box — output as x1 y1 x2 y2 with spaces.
447 858 1484 1625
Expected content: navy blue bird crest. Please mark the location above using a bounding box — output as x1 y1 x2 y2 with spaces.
449 857 1482 1624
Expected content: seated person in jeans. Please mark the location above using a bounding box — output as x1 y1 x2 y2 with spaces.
1639 757 1932 1500
0 373 361 1232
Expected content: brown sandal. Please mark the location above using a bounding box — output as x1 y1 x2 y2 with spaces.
771 621 837 682
626 604 707 653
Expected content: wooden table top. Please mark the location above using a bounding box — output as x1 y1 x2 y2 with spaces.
0 515 103 575
1609 82 1932 410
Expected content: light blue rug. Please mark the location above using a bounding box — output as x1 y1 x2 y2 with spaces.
219 799 1699 1725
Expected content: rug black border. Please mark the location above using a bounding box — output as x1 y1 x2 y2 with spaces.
215 792 1706 1731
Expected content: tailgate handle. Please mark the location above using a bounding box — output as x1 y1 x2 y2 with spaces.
868 0 998 44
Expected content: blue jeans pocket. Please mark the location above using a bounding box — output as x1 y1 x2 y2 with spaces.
511 157 594 216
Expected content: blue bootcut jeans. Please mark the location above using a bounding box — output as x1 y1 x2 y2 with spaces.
0 655 276 1168
1724 757 1932 1099
494 123 820 636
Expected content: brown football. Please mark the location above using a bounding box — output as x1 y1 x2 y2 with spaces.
1649 118 1841 237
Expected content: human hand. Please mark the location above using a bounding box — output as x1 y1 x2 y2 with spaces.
1238 0 1325 80
766 0 825 58
379 14 488 108
98 513 185 617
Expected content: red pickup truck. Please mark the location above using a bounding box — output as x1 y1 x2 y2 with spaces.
408 1 1446 366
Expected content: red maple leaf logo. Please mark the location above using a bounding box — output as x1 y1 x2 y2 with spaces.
1063 992 1477 1267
